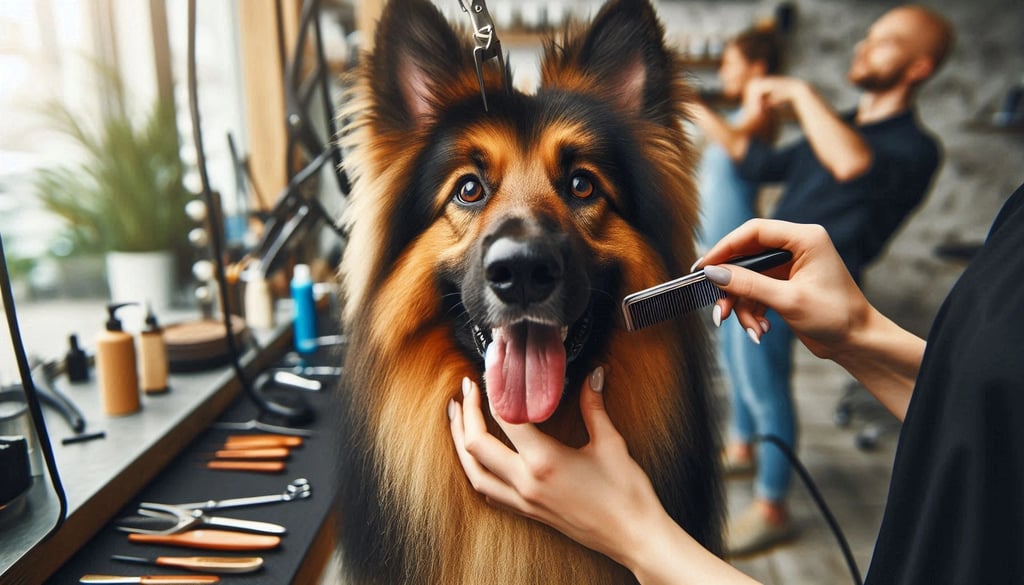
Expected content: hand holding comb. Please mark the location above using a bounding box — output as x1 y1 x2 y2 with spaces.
622 249 792 331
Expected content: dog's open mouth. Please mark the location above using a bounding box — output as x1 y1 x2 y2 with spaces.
471 313 591 424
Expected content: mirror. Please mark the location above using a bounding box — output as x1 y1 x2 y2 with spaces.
0 233 67 575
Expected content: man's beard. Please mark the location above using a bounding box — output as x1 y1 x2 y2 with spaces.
848 62 906 92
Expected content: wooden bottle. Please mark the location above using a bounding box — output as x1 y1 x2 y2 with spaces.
96 302 140 415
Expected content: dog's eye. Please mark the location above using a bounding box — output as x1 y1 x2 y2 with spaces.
456 177 485 204
570 173 595 199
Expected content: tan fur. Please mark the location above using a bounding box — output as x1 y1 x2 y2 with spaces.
336 2 716 583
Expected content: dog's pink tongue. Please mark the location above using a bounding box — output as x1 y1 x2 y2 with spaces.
484 322 566 424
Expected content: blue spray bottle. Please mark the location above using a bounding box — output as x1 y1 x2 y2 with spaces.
291 263 317 355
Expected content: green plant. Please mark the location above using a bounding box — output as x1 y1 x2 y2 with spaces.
33 78 190 255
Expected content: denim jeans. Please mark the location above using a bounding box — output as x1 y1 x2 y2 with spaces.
696 127 794 501
720 308 795 502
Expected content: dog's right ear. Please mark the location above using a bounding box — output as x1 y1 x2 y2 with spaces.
367 0 474 131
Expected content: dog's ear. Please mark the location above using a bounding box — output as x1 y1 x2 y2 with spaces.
541 0 679 122
367 0 477 130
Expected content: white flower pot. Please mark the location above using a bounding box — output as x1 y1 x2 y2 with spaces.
105 250 175 312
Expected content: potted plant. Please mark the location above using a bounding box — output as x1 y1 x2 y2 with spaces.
33 75 190 309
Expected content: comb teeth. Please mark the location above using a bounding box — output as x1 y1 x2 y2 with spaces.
622 275 725 331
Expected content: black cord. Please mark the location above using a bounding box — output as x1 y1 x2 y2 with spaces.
755 433 864 585
187 0 311 425
0 236 68 533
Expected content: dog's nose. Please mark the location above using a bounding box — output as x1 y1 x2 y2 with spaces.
484 237 564 307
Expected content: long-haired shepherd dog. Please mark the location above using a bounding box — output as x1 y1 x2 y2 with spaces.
336 0 722 582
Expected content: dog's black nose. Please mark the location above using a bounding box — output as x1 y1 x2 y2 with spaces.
484 237 564 307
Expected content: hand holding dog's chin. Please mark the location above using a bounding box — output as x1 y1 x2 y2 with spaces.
449 374 758 585
449 372 653 560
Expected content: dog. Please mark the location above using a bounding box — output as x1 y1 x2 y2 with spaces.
336 0 722 582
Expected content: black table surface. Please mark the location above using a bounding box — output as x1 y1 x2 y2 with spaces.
48 346 343 585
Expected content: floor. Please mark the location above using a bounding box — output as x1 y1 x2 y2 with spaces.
726 343 900 585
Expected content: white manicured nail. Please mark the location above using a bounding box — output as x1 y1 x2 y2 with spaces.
759 319 770 334
746 327 761 345
589 367 605 392
712 304 722 328
690 256 704 273
447 399 457 420
462 377 472 397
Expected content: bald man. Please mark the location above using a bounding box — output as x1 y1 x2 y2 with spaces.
701 5 955 557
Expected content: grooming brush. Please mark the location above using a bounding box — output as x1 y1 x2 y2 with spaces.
622 249 793 331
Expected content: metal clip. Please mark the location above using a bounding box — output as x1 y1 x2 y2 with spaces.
457 0 510 111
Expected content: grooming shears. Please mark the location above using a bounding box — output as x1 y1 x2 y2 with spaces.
173 478 312 512
456 0 511 111
117 503 287 536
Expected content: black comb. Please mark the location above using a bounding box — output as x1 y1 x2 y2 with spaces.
621 249 792 331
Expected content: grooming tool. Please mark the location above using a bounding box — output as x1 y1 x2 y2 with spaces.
127 529 281 551
456 0 511 111
62 430 107 445
206 460 286 473
213 447 290 460
211 418 314 437
271 370 322 392
79 576 219 584
275 365 342 377
31 359 87 433
171 478 311 512
223 434 304 449
111 554 264 574
622 249 793 331
118 503 287 536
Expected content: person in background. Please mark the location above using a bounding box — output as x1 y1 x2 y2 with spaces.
686 27 792 555
690 4 954 555
448 180 1024 585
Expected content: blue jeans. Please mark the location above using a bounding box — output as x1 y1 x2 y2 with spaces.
720 309 795 502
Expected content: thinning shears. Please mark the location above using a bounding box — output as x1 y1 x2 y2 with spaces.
456 0 511 111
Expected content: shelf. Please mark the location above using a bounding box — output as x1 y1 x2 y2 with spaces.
0 317 294 584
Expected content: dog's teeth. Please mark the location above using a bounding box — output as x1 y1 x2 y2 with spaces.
560 326 569 342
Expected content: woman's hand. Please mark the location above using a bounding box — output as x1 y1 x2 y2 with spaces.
448 368 663 568
698 218 924 419
698 218 871 359
448 370 764 585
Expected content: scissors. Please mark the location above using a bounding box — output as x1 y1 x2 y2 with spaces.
117 503 287 536
456 0 511 111
173 478 312 512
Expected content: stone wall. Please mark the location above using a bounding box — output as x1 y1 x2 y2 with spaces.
660 0 1024 335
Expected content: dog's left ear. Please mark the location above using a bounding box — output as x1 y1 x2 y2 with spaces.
541 0 679 123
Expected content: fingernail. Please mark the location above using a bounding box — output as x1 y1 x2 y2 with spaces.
703 265 732 286
589 366 605 393
712 304 722 328
462 377 471 397
689 256 704 273
759 318 770 334
746 327 761 345
485 341 499 368
447 399 457 420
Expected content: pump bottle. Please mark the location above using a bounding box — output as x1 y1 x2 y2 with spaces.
291 264 317 355
96 302 140 415
244 267 275 330
139 304 169 394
